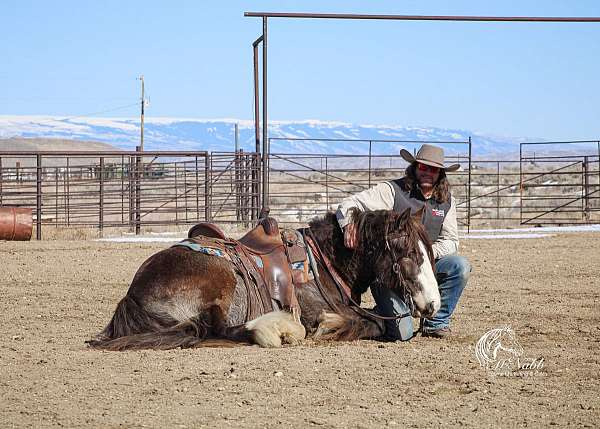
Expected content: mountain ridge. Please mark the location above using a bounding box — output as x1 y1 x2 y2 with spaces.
0 115 571 158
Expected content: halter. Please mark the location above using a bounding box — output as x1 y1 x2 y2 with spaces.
383 229 416 318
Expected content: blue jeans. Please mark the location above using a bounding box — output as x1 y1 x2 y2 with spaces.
371 255 471 341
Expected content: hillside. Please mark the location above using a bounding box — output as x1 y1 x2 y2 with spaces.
0 137 119 152
0 138 121 167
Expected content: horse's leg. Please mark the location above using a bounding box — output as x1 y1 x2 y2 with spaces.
314 309 384 341
296 282 384 341
295 282 330 332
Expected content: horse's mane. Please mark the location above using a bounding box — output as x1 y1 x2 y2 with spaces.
307 209 434 293
307 211 353 267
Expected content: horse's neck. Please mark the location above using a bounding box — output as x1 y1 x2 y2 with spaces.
309 225 361 289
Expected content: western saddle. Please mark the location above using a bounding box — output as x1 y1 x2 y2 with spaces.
184 216 310 317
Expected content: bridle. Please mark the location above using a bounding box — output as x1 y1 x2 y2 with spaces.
382 229 416 318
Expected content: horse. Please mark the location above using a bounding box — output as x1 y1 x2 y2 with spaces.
87 208 440 350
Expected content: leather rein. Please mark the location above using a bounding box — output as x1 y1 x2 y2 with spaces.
301 228 413 322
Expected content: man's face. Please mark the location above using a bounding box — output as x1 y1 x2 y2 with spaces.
415 162 441 188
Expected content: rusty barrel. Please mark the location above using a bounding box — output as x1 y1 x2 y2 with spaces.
0 207 33 241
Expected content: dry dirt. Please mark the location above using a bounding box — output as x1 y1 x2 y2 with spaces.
1 232 599 428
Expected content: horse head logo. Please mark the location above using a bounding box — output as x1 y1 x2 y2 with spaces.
475 326 524 369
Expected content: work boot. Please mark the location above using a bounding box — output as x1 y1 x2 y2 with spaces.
422 326 451 339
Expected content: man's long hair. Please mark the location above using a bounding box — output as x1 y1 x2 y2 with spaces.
403 162 450 203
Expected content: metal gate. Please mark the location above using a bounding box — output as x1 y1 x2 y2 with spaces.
519 141 600 225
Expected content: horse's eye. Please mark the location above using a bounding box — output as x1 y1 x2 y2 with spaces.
400 257 418 278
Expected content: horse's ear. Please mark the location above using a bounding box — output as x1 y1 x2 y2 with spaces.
412 206 425 223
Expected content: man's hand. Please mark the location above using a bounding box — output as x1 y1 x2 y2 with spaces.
343 224 358 249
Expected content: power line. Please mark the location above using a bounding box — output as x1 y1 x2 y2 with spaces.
56 102 140 122
10 102 140 128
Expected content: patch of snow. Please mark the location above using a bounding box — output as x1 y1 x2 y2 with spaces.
97 236 185 243
461 233 554 239
466 224 600 234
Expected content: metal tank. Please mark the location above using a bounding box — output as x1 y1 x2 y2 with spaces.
0 207 33 241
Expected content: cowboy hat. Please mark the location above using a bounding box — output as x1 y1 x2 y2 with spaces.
400 144 460 172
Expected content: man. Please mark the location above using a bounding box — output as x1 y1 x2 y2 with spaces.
336 144 471 340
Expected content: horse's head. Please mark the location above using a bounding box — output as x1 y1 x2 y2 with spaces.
353 208 441 318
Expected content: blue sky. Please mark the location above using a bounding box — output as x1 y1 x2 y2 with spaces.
1 1 599 140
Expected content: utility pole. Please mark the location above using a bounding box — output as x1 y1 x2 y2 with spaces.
135 75 145 235
139 75 145 151
234 123 239 152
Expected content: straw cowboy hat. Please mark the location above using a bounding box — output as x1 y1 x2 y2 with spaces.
400 144 461 172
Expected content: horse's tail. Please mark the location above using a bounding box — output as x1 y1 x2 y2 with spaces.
87 295 306 350
313 310 383 341
87 295 209 351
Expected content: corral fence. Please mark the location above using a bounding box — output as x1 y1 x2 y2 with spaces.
266 138 600 229
520 141 600 225
0 151 259 239
266 138 474 228
0 139 599 239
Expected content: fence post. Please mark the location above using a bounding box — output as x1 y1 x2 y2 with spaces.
36 154 42 240
99 157 105 236
183 159 189 222
55 167 59 227
128 155 135 232
368 140 372 189
0 157 3 205
205 153 212 221
467 137 472 233
135 146 141 235
497 161 500 221
195 156 200 221
174 162 179 224
66 158 70 226
245 153 251 226
235 150 240 221
325 156 329 210
519 143 523 225
120 155 124 225
583 156 590 221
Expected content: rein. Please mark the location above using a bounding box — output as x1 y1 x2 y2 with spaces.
302 228 412 322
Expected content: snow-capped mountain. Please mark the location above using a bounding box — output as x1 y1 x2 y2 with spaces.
0 115 534 157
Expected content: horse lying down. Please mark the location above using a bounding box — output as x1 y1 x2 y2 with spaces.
87 209 439 350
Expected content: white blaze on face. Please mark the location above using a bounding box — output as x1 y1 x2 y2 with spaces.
411 240 441 317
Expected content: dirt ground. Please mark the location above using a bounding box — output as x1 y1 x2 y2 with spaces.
1 232 599 428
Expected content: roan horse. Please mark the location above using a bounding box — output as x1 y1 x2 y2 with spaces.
87 208 440 350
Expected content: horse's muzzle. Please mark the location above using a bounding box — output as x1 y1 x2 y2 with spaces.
420 301 437 318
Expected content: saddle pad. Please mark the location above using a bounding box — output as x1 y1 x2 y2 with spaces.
172 239 231 260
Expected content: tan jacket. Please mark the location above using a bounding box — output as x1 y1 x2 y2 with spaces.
336 181 459 259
